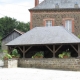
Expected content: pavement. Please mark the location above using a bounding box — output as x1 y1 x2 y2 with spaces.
0 68 80 80
0 60 4 67
0 53 80 80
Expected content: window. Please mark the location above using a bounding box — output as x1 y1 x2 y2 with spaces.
46 20 52 27
43 19 54 27
65 20 72 32
63 18 74 33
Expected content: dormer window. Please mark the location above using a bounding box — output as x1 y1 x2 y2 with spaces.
55 3 59 8
43 18 54 27
74 3 79 8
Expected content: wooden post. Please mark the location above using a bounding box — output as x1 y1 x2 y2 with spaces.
46 45 53 53
46 45 55 57
23 46 25 58
71 44 78 53
78 44 80 57
18 46 32 58
7 46 10 54
53 45 55 57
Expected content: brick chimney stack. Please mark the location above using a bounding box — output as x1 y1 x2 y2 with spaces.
35 0 39 7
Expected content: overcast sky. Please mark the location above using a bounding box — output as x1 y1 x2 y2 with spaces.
0 0 43 23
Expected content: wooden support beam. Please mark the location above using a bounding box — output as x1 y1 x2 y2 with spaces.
46 45 55 57
8 46 17 54
71 44 78 53
7 46 11 54
18 46 32 58
53 45 55 57
46 45 53 53
78 44 80 57
23 46 25 58
18 47 23 53
55 45 62 53
25 46 32 53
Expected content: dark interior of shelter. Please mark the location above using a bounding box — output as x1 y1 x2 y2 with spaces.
13 44 78 58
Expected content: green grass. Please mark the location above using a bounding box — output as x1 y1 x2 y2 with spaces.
0 49 3 53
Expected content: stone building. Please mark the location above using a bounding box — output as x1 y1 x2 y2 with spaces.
5 0 80 70
29 0 80 36
1 29 24 50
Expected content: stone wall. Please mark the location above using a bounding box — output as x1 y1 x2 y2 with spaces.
4 59 18 68
31 10 80 36
18 58 80 71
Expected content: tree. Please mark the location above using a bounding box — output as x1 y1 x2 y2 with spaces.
0 16 30 37
17 22 30 32
0 16 30 49
0 16 17 37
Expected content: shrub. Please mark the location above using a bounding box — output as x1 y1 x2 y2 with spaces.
12 49 20 58
77 34 80 39
3 53 12 60
32 51 44 58
2 50 12 60
58 51 71 58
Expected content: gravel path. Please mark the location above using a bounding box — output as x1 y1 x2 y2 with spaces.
0 68 80 80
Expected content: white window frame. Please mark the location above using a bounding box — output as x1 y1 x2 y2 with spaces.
46 20 52 27
65 20 72 32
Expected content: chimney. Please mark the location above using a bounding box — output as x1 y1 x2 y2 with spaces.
74 3 79 8
55 3 59 8
35 0 39 7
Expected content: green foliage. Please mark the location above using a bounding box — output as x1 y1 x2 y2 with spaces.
78 34 80 39
3 50 12 60
2 49 20 60
17 22 30 32
12 49 20 58
0 49 3 53
32 51 44 58
0 16 17 37
3 53 12 60
58 51 71 58
0 36 2 49
0 16 30 37
0 16 30 49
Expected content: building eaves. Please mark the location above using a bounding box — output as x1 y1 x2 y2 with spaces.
29 8 80 11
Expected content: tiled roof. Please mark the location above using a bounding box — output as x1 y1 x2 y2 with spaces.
29 0 80 10
6 26 80 46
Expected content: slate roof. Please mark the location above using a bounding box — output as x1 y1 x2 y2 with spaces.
6 26 80 46
29 0 80 10
1 29 24 40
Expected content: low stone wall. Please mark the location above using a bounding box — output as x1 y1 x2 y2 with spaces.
4 59 18 68
18 58 80 71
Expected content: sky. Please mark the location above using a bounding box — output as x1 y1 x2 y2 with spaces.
0 0 43 23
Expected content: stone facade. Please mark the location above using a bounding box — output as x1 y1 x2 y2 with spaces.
4 59 18 68
30 9 80 36
18 58 80 71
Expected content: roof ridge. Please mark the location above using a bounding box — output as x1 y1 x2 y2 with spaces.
14 29 24 34
62 27 80 41
29 0 80 10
